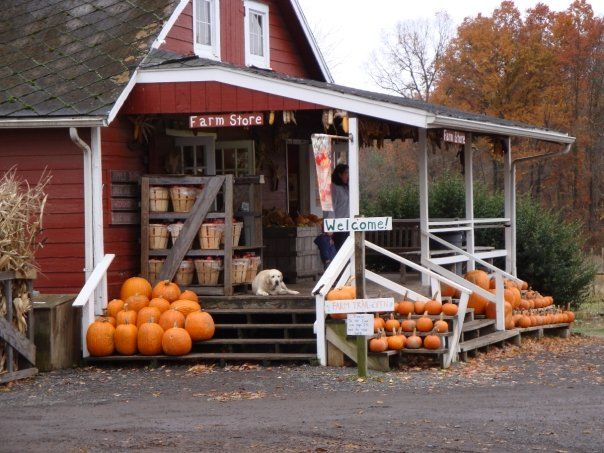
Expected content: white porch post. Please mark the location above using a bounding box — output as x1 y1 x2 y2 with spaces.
418 128 430 286
503 137 513 275
91 127 107 314
464 133 475 271
348 117 360 216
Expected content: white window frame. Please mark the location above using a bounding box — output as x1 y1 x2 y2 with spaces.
193 0 221 60
244 0 270 69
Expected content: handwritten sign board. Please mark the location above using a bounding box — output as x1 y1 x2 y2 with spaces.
190 112 264 128
346 314 374 336
443 129 466 144
324 297 395 315
323 217 392 233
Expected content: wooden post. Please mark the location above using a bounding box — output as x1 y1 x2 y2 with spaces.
354 229 367 378
464 133 475 271
91 126 107 314
503 137 513 274
224 175 234 296
418 128 430 285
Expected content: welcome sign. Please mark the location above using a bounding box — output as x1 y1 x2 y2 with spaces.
323 217 392 233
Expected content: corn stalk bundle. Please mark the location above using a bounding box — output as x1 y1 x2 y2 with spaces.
0 167 51 274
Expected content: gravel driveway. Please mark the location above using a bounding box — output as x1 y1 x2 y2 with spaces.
0 335 602 452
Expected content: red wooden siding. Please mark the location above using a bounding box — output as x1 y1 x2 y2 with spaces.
101 118 146 299
161 0 324 79
0 129 86 294
122 82 323 115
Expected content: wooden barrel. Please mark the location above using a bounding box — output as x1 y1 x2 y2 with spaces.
194 259 222 286
149 186 169 212
149 224 168 250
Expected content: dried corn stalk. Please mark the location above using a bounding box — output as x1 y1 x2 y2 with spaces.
0 167 51 274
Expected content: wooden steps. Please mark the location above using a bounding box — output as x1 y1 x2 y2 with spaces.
459 329 520 354
214 323 314 329
462 318 496 333
87 352 316 362
201 338 315 345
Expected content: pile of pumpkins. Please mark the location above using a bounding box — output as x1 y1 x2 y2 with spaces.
86 277 215 357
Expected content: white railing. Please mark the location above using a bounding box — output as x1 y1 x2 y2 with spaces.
72 254 115 357
422 232 522 331
312 237 473 368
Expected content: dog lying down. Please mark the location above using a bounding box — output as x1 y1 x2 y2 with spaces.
252 269 300 296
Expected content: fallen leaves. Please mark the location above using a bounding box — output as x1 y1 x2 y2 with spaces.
192 390 267 402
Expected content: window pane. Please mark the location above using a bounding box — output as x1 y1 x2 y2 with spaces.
196 0 212 46
249 11 264 57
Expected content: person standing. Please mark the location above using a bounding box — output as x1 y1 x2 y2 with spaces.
328 164 349 251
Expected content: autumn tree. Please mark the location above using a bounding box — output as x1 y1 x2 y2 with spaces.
367 11 453 101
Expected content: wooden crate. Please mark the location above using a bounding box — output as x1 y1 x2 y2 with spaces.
0 272 37 384
263 226 322 283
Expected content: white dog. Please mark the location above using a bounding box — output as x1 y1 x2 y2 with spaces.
252 269 299 296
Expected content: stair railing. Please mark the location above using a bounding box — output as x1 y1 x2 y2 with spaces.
72 254 115 357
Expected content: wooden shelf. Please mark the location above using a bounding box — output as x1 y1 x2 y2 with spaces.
149 212 225 221
149 245 262 257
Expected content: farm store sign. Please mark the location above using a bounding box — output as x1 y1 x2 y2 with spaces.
190 112 264 128
323 217 392 232
443 129 466 144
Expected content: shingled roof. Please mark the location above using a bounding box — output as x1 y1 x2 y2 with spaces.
0 0 179 119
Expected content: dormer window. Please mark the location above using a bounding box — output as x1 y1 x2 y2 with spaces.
193 0 221 60
244 1 270 69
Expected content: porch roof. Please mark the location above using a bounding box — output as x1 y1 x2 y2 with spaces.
137 50 575 145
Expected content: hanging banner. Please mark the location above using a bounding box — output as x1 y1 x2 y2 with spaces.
311 134 333 211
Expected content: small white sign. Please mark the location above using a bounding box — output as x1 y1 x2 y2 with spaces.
325 297 395 314
323 217 392 233
346 314 374 336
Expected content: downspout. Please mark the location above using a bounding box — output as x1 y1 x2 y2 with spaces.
509 143 573 275
69 128 94 282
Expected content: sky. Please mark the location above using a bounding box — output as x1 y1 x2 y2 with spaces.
297 0 604 91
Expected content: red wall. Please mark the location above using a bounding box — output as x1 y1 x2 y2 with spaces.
101 118 146 299
162 0 322 79
122 82 323 115
0 129 86 294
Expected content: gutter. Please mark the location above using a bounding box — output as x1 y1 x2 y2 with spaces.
512 142 573 168
0 117 107 128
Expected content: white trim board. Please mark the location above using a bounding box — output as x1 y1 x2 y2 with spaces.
137 66 431 128
152 0 190 49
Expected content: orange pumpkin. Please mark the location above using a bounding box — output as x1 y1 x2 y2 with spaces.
116 304 137 326
401 313 416 332
440 282 457 298
442 303 458 316
152 280 181 303
159 308 185 331
434 314 448 333
518 315 531 328
373 314 386 332
179 290 200 303
414 300 427 315
384 314 400 332
396 300 415 316
96 314 116 327
124 294 149 313
405 329 422 349
386 329 405 350
465 270 490 290
467 292 489 315
185 311 215 341
425 299 442 315
149 297 171 313
369 332 388 352
136 306 162 328
120 277 152 301
162 326 192 356
138 320 164 356
171 299 202 317
485 301 512 320
106 299 125 318
416 313 434 332
424 334 441 350
326 282 356 319
86 319 115 357
114 320 138 355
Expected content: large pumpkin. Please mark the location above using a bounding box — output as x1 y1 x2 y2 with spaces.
152 280 181 302
162 326 192 356
171 299 202 317
138 320 164 355
148 297 171 313
114 321 138 355
116 304 137 326
120 277 152 301
440 282 458 298
467 292 489 315
106 299 125 318
125 294 149 313
86 319 115 357
485 301 512 320
179 290 199 303
136 306 162 328
325 283 356 319
185 311 215 341
159 308 185 331
464 270 490 290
